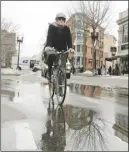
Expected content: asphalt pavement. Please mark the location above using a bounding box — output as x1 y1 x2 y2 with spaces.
1 70 128 151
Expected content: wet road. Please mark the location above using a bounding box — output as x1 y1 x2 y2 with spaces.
1 71 128 151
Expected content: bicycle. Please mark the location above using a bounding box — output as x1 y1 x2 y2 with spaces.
41 99 66 151
49 49 71 105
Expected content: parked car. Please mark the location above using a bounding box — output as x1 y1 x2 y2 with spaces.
40 53 48 77
32 64 41 72
41 62 48 77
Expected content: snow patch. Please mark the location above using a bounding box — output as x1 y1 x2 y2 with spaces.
1 68 21 76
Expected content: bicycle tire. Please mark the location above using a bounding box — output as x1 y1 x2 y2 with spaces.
55 69 67 105
49 69 55 98
55 104 65 124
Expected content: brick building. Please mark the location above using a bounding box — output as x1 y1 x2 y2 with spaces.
66 13 104 71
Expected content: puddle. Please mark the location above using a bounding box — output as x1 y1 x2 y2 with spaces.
1 89 15 101
1 79 18 102
113 113 128 143
39 100 128 151
69 83 128 101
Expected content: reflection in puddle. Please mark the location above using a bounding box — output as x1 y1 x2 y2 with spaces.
41 99 66 151
69 83 128 99
1 89 15 101
113 113 128 143
40 99 128 151
40 99 108 151
64 104 107 151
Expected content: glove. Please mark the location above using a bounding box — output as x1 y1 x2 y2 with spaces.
68 48 75 53
68 48 75 58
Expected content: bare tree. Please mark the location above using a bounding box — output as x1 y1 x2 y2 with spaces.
67 1 112 72
1 18 20 33
70 115 108 151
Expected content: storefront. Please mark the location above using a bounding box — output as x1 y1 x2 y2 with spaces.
105 54 128 74
120 55 128 74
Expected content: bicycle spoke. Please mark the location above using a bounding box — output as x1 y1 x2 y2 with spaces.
56 70 67 104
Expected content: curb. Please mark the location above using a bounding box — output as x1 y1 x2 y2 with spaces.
1 73 21 76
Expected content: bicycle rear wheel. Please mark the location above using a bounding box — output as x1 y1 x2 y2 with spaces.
55 69 67 105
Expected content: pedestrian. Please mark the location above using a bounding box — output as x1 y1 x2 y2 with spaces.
108 66 112 75
115 64 120 75
101 65 106 75
100 66 102 75
121 63 125 75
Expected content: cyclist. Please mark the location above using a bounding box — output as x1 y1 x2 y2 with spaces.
44 12 74 81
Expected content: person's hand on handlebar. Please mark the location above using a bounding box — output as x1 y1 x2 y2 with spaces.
68 48 75 53
68 48 75 58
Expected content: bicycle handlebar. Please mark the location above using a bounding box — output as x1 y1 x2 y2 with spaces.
56 49 75 55
55 49 70 55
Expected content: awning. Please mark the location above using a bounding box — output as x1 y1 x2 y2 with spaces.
105 56 118 61
105 54 128 61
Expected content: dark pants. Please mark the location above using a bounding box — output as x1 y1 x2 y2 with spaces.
47 54 56 78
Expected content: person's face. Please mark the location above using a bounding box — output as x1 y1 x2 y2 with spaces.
56 17 66 25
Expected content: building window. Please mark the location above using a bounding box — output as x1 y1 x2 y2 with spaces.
81 57 83 65
77 57 80 65
100 51 103 58
88 59 92 67
82 45 84 53
96 50 99 57
96 60 99 67
77 32 81 40
23 60 28 63
123 24 128 43
76 20 82 29
101 61 103 67
101 41 103 48
121 44 128 50
81 45 84 52
77 45 80 52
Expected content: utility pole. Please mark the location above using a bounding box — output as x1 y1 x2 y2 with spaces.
17 37 23 69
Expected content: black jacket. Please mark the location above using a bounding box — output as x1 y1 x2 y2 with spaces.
45 23 72 51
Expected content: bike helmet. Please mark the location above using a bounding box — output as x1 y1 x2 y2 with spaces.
55 12 66 20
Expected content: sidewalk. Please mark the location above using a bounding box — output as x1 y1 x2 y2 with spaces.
1 104 26 122
1 68 21 76
76 73 128 78
70 75 128 88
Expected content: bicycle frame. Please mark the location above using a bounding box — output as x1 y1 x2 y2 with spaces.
49 50 70 103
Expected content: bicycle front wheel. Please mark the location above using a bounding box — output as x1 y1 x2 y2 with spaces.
55 69 67 105
49 69 55 98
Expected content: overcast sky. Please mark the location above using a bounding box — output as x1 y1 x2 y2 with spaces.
1 1 128 57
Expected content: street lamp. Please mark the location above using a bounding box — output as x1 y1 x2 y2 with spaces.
17 37 23 69
110 46 117 70
90 28 99 75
